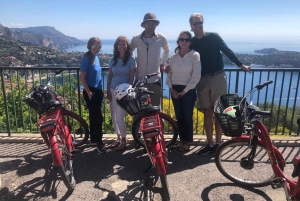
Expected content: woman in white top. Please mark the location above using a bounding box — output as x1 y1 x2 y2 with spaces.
166 31 201 151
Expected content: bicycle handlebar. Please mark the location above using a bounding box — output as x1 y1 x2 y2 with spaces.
255 80 273 90
144 72 159 79
134 72 160 88
46 68 67 85
54 68 67 76
133 72 159 98
244 80 273 119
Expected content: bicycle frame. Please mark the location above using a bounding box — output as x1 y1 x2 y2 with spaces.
252 120 300 200
38 107 75 167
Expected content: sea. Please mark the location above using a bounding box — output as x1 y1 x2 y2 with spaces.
65 40 300 107
65 39 300 55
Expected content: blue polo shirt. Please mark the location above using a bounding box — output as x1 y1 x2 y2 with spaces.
80 56 102 90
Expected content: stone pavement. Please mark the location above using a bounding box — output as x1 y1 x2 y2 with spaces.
1 134 300 201
1 133 300 147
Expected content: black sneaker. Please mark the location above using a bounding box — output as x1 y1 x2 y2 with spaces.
212 144 220 156
90 139 97 145
198 144 213 155
96 142 105 152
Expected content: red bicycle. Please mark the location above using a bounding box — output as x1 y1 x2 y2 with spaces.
116 72 177 201
214 80 300 200
23 69 89 191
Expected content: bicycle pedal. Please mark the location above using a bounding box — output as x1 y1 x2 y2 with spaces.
271 178 283 189
48 164 58 171
71 149 80 154
48 164 54 170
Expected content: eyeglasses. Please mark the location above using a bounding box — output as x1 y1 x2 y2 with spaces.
92 45 101 49
179 38 190 42
192 21 203 26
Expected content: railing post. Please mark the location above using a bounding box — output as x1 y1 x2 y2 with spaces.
1 70 11 136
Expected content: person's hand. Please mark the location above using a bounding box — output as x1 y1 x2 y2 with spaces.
107 90 112 101
88 91 93 100
178 91 186 98
160 64 170 73
240 64 251 72
170 89 180 99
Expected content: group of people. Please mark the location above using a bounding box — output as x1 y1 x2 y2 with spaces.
80 12 251 154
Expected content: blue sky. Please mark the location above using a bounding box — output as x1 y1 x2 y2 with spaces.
1 0 300 43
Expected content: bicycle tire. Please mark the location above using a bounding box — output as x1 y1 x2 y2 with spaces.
49 132 76 191
160 175 171 201
56 134 76 191
63 109 89 147
151 139 170 201
132 112 178 148
215 140 285 187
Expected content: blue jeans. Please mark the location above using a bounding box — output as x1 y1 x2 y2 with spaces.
171 85 196 143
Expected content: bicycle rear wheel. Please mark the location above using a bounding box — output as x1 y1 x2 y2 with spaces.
56 134 76 191
132 112 178 148
63 109 89 147
215 140 284 187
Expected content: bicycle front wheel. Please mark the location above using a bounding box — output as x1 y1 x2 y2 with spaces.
132 112 178 148
152 139 170 201
215 140 284 187
160 175 170 201
57 134 76 191
63 109 89 147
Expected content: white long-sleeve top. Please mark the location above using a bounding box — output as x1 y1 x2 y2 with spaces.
166 50 201 93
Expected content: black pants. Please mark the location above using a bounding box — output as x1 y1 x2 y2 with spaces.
83 87 104 143
171 85 196 143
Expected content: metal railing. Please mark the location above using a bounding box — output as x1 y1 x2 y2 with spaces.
0 66 299 136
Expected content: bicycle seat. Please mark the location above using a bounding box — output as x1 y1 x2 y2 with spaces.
138 106 160 116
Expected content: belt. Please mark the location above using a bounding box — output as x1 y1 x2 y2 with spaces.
202 69 225 77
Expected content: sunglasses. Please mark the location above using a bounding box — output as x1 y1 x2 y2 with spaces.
179 38 190 42
192 21 203 26
92 45 101 49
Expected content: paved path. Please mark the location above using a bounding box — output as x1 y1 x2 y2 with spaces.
1 135 300 201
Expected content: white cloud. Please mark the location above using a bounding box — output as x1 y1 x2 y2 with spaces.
3 23 26 28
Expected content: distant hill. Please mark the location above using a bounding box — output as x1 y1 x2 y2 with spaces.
254 48 300 55
0 36 111 67
0 23 85 50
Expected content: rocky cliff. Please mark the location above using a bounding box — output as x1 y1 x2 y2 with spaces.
0 23 85 50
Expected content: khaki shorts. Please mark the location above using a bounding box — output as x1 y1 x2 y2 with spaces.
196 72 227 109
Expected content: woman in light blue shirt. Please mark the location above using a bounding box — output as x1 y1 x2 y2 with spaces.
107 36 136 151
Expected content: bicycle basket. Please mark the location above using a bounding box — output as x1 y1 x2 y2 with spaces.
116 88 151 115
214 94 244 137
23 85 61 114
